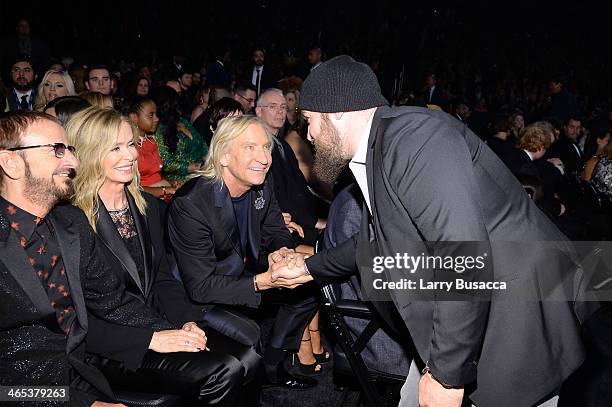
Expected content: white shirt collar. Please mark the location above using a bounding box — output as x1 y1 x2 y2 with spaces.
15 89 32 99
351 131 369 165
522 149 535 161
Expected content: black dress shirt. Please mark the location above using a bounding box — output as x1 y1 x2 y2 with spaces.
1 196 76 334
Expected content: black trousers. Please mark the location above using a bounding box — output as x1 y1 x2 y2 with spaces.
90 328 260 406
203 283 319 365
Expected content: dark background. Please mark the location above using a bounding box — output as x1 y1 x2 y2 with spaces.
1 2 610 101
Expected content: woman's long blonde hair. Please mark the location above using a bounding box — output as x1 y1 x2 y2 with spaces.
34 70 76 110
66 107 146 230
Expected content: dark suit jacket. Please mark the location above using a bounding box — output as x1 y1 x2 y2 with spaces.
5 87 37 112
0 203 170 406
549 137 584 175
306 106 587 407
248 65 279 94
167 176 294 309
424 85 449 111
86 192 178 370
271 137 319 245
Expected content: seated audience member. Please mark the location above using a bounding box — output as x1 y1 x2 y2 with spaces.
509 108 525 142
256 89 325 247
164 115 319 389
85 65 113 96
43 95 91 125
233 82 257 114
80 91 113 109
590 138 612 200
190 85 210 123
581 124 611 181
549 116 584 174
134 76 150 97
199 97 244 146
486 109 516 159
67 107 257 405
151 86 207 185
0 111 177 406
283 89 300 130
33 69 76 111
125 96 175 200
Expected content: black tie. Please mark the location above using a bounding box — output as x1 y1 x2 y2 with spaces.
20 95 29 110
255 68 261 97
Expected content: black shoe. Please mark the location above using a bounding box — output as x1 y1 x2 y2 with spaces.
263 361 318 390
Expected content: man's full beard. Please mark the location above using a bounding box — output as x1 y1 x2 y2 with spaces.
23 159 74 211
311 114 350 185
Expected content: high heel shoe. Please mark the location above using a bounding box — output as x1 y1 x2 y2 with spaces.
308 329 331 364
291 352 322 376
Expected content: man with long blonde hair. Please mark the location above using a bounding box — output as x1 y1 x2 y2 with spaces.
167 114 320 389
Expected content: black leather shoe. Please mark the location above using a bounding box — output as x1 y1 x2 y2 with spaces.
263 361 318 390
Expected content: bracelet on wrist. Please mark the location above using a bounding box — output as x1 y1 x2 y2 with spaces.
253 275 260 292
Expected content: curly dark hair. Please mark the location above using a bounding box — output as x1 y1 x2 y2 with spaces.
150 86 181 153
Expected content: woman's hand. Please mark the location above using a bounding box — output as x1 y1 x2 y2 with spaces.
148 324 207 353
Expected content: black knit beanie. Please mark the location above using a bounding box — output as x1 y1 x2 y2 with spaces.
300 55 388 113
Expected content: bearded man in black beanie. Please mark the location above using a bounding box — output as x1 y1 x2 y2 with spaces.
269 55 593 407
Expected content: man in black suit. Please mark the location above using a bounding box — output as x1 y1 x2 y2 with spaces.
249 48 278 98
0 19 49 69
423 72 449 112
271 56 590 407
548 116 584 175
167 115 318 389
4 55 37 112
256 88 324 246
0 111 182 406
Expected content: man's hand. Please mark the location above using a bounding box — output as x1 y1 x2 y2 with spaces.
282 212 305 237
547 157 565 174
91 402 127 407
268 247 295 265
418 372 464 407
287 221 305 237
315 218 327 230
148 325 207 353
270 256 313 289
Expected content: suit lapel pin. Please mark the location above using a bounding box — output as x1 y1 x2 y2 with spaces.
254 191 265 210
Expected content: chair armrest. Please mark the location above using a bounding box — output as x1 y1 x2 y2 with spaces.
334 299 374 319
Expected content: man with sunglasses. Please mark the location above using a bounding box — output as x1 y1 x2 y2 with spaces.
0 111 181 406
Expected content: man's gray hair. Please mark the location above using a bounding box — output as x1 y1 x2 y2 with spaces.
256 88 284 107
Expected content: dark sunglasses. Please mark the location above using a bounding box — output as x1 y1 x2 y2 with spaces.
8 143 76 158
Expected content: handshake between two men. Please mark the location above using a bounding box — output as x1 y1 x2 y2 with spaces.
258 247 314 290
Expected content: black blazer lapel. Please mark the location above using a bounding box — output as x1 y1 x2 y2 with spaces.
127 192 152 297
246 186 264 263
47 210 86 345
96 200 144 295
0 219 60 332
214 183 243 258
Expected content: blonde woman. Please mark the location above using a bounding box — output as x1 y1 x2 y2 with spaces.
79 91 113 108
34 69 76 110
66 107 258 404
